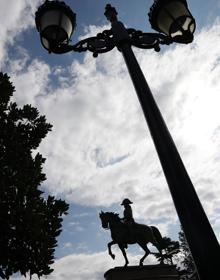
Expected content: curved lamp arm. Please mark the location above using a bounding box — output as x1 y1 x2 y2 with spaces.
50 29 115 57
127 29 172 52
50 28 172 56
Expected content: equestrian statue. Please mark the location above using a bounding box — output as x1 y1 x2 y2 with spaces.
99 198 166 266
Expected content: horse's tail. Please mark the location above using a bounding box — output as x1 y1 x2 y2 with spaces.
150 226 165 250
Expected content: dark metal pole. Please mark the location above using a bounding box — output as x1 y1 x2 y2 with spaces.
119 42 220 279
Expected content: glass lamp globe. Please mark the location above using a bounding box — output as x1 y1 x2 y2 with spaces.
35 0 76 52
149 0 196 44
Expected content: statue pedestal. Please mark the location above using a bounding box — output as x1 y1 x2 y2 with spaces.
104 265 179 280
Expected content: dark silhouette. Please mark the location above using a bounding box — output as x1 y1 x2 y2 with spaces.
120 198 135 241
0 73 69 279
120 198 134 223
154 237 180 265
99 210 165 266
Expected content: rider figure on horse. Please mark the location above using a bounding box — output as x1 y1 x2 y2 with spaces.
121 198 135 241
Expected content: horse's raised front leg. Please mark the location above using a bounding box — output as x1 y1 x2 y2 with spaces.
108 240 116 259
138 242 150 266
118 244 129 267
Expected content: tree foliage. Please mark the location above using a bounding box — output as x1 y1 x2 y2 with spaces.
154 230 199 280
0 73 69 279
154 236 180 265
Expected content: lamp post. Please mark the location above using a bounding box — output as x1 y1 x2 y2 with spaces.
35 1 220 279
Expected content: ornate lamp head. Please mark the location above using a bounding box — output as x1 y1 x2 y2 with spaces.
148 0 196 44
35 0 76 52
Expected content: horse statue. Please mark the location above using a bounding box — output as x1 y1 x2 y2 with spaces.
99 211 165 266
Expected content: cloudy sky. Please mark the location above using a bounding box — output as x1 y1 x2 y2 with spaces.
1 0 220 279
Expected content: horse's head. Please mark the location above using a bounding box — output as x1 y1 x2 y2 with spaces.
99 211 109 229
99 211 120 229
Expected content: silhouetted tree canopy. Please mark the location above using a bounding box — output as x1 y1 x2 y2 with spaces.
154 236 180 265
0 73 69 279
154 230 199 280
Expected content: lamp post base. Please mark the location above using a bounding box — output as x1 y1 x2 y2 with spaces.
104 265 179 280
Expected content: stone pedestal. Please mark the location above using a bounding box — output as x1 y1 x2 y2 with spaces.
104 265 179 280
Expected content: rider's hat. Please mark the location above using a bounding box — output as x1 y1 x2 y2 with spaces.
121 198 133 205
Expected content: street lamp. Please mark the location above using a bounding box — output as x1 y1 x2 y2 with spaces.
35 1 220 279
149 0 196 43
35 0 76 52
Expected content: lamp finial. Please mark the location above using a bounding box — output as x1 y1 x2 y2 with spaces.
104 4 118 23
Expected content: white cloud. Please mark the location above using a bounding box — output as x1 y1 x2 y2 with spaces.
12 249 158 280
5 15 220 233
63 242 73 249
11 58 51 105
0 0 41 66
38 22 220 221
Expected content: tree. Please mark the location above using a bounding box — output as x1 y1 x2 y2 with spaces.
0 73 69 279
178 228 199 280
154 236 180 265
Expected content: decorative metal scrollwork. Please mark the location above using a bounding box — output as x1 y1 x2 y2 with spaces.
50 28 172 57
127 29 172 52
73 29 115 57
50 29 115 57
